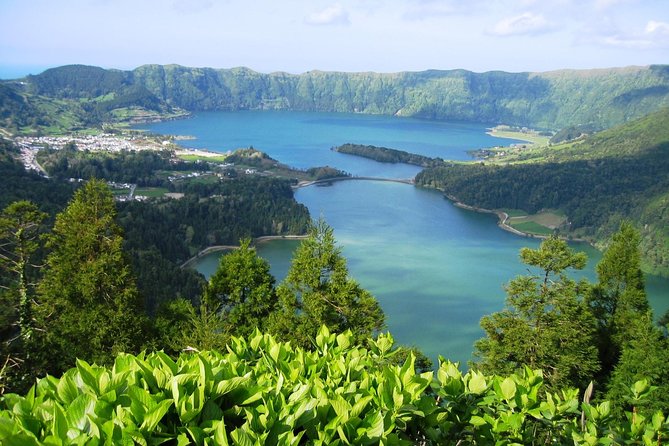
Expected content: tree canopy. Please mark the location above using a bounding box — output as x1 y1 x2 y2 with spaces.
270 219 386 348
204 239 277 340
475 236 599 391
35 179 149 373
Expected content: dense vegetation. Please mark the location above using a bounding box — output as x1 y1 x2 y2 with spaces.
2 64 669 134
2 170 668 442
333 143 442 167
416 107 669 276
0 139 74 213
0 138 312 310
36 147 207 187
2 63 669 443
0 178 384 391
1 329 667 444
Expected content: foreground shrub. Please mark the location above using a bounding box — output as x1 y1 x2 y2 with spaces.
0 327 667 445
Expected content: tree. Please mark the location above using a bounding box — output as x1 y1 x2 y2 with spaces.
585 222 669 415
0 201 46 393
474 236 599 391
0 201 46 344
587 222 650 377
35 179 148 373
269 219 385 348
605 322 669 417
203 239 277 340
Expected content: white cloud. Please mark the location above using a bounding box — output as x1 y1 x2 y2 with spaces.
490 12 554 36
592 20 669 49
646 20 669 36
305 3 350 26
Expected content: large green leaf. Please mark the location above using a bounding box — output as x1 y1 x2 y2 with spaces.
139 399 173 432
56 373 79 405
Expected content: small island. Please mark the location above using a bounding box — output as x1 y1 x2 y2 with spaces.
332 143 443 167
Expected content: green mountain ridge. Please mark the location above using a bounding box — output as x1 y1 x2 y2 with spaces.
3 63 669 133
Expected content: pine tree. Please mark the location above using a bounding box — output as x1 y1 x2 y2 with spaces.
0 201 46 344
475 237 599 391
269 219 385 348
587 221 650 376
587 222 669 415
0 201 47 393
35 180 148 373
203 239 277 339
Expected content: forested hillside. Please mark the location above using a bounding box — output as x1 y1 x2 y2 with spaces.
416 107 669 275
2 64 669 134
0 139 311 313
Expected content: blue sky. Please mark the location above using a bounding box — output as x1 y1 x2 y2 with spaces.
1 0 668 78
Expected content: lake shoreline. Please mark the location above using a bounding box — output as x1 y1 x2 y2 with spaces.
180 234 308 269
443 192 593 245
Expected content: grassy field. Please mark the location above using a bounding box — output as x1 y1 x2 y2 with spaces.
505 209 566 236
488 127 551 146
509 221 555 236
134 187 169 197
111 188 130 196
504 209 529 218
177 154 230 163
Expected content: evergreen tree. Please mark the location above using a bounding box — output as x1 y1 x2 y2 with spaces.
474 237 599 391
0 201 46 393
203 239 277 340
269 219 385 348
587 222 650 377
605 322 669 417
587 222 669 415
35 179 148 373
0 201 46 344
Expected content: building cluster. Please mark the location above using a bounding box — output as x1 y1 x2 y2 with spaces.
15 134 168 153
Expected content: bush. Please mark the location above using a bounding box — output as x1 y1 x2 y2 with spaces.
0 327 667 444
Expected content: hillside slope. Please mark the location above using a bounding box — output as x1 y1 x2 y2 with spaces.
2 64 669 133
416 108 669 275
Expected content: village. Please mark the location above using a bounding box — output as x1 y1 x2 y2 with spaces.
11 133 277 202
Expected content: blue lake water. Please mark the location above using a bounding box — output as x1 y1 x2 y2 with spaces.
139 111 669 366
137 110 519 178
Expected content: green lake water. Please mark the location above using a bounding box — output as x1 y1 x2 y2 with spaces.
140 111 669 366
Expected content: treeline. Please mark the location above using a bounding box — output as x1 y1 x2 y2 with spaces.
4 64 669 135
334 143 442 167
119 176 310 312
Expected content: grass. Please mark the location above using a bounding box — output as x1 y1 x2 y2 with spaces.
488 126 551 146
134 187 169 197
178 154 230 163
509 221 555 236
111 188 130 196
503 209 528 218
506 209 566 236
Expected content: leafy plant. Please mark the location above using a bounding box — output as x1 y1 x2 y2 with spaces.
0 327 666 445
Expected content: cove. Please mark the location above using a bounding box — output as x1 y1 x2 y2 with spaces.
139 111 669 365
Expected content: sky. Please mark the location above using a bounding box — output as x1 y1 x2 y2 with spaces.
1 0 668 78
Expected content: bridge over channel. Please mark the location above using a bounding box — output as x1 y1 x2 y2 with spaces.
295 176 415 189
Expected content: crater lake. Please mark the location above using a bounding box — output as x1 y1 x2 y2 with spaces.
137 111 669 365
